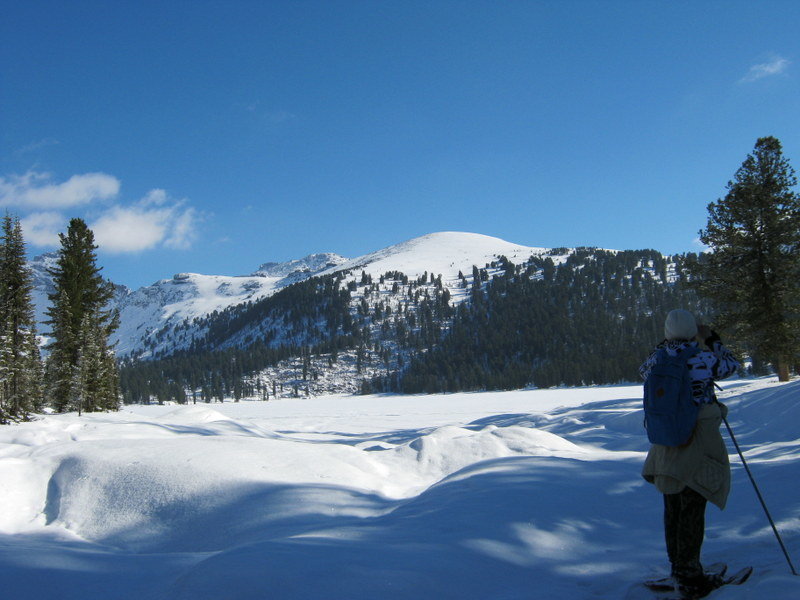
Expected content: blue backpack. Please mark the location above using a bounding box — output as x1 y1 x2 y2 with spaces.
643 345 701 446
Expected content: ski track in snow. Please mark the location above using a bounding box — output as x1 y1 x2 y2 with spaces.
0 379 799 599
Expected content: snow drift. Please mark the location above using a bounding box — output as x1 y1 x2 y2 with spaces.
0 380 798 599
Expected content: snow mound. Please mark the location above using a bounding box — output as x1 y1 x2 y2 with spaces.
32 435 395 551
43 451 215 546
157 405 234 423
393 424 585 480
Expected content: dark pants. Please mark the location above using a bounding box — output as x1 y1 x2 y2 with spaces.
663 486 707 580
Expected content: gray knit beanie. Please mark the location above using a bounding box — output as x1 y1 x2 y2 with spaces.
665 309 698 341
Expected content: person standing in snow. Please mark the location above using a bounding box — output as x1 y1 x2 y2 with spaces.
640 309 740 598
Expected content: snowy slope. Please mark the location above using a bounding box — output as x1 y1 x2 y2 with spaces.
113 253 349 357
323 230 554 281
28 252 348 358
29 232 559 358
1 378 798 599
190 231 563 366
254 253 347 279
28 252 60 327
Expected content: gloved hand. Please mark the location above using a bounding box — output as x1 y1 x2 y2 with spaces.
697 324 720 347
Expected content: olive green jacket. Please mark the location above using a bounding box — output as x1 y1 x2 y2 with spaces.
642 402 731 510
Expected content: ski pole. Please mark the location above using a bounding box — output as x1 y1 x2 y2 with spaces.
713 382 798 575
721 412 798 576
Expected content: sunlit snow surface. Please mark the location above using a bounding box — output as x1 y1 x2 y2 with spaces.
1 379 799 599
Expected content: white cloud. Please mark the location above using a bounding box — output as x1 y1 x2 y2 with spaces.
0 171 120 209
3 170 200 254
20 212 66 246
739 56 790 83
91 205 171 253
141 188 169 206
90 191 200 254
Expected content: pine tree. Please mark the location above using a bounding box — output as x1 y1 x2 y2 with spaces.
45 218 120 412
692 136 800 381
0 213 43 420
0 319 10 423
23 328 45 412
99 343 121 411
44 289 76 412
69 340 87 416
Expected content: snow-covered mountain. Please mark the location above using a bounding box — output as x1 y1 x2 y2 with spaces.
110 253 348 357
33 232 702 403
254 253 347 279
29 251 61 328
319 231 552 281
29 232 555 359
28 251 348 358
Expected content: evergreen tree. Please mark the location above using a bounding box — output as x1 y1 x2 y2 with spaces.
99 342 121 411
0 213 43 421
0 319 10 422
691 136 800 381
45 218 120 412
69 339 88 416
23 328 45 412
44 289 76 412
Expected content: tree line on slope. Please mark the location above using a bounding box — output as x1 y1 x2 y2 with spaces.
118 269 455 403
120 245 711 402
391 250 709 393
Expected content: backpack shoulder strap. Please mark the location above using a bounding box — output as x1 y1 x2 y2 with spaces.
677 345 701 361
654 345 697 364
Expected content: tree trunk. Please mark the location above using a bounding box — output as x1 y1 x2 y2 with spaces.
776 357 790 382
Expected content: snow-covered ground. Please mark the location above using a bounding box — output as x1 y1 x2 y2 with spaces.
1 378 798 599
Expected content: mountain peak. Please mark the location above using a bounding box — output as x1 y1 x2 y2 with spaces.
324 231 550 279
253 253 348 278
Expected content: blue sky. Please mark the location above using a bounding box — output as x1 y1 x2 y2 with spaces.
2 1 799 289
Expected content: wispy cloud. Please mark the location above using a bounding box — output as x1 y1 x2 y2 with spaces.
239 101 298 129
739 55 790 83
0 171 120 209
90 190 200 253
164 205 200 250
14 138 60 155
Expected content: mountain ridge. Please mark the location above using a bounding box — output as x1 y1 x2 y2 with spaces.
30 232 559 358
30 231 704 402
